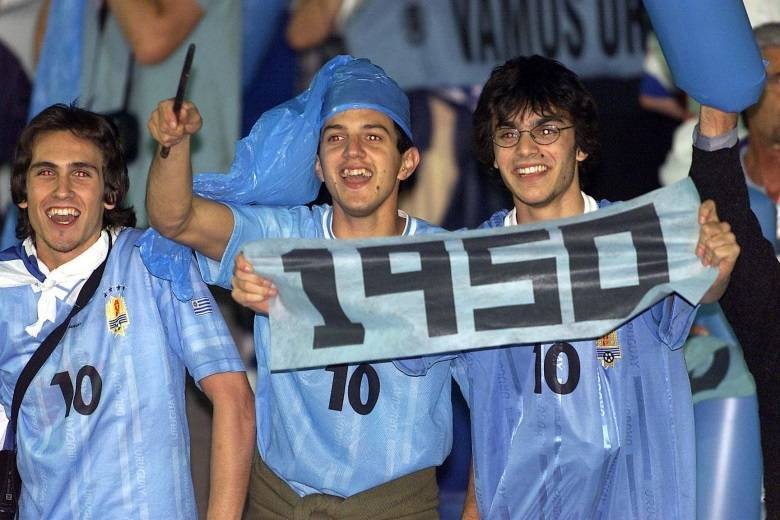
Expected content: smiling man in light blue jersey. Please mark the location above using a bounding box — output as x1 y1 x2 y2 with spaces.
145 57 453 517
399 56 739 519
0 104 254 519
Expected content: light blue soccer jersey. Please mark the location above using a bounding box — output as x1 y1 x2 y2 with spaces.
197 203 453 497
399 202 698 519
0 228 244 519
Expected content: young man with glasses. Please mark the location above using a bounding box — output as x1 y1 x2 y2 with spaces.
457 55 739 518
390 55 738 519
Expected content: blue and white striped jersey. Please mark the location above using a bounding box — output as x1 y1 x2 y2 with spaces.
0 228 244 519
198 203 454 497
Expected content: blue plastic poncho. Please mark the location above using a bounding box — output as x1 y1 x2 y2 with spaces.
138 55 412 300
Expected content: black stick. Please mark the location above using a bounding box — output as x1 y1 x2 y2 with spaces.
160 43 196 159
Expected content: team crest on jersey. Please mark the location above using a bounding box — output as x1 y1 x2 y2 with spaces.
596 330 621 368
104 286 130 336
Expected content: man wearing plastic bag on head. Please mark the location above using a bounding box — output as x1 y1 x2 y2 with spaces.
144 57 452 518
397 56 739 519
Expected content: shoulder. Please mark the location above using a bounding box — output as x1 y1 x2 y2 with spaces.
408 216 447 235
113 228 161 277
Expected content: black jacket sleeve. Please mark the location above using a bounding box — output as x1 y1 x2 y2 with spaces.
689 144 780 377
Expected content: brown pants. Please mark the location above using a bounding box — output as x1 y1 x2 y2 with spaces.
243 451 440 519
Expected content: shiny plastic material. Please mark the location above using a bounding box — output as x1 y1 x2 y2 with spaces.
321 58 413 140
193 54 412 207
644 0 765 112
695 396 762 520
139 55 412 300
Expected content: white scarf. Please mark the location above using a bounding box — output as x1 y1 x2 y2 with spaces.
23 230 113 337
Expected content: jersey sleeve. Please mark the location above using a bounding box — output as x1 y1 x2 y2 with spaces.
160 256 245 383
197 203 317 289
642 295 697 350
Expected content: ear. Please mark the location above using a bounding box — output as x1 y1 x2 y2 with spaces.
18 200 27 209
314 156 325 182
576 147 588 163
104 192 117 211
397 147 420 181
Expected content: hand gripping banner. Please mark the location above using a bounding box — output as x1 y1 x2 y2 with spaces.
243 179 716 371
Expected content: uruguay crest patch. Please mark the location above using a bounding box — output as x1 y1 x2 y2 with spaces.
596 330 621 368
106 293 130 336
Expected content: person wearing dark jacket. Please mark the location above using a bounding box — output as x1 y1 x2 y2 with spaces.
691 105 780 516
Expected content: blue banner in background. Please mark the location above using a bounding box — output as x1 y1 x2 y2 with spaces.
243 180 716 370
345 0 648 90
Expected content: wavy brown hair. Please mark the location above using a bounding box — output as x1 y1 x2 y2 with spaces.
11 104 136 239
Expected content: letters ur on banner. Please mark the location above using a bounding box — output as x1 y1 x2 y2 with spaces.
243 179 716 371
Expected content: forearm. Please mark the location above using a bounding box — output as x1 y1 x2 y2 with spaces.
697 105 738 138
205 380 255 519
689 136 780 378
147 135 196 237
106 0 203 65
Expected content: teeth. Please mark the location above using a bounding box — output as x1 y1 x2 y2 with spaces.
341 168 371 178
516 165 547 175
46 208 80 217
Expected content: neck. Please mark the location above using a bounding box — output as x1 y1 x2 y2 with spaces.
331 207 406 239
513 189 585 225
35 231 105 271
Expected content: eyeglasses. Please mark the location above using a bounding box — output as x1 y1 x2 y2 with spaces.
492 124 574 147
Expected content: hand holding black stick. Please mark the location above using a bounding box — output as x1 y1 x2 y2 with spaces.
160 43 196 159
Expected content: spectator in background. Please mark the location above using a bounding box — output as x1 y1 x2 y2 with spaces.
742 23 780 227
691 95 780 520
642 16 780 517
240 0 295 137
34 0 240 228
285 0 356 89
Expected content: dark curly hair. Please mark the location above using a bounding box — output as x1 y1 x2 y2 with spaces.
473 55 600 186
11 104 136 240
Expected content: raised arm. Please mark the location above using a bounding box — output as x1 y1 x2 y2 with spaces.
691 105 779 350
146 99 234 261
691 104 780 516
